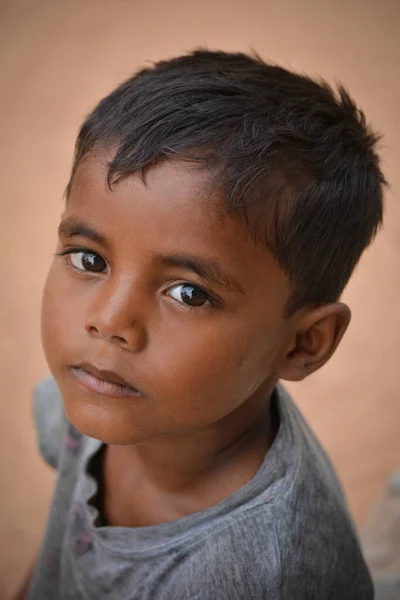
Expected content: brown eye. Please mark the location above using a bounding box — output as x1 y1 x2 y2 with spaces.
168 283 211 307
70 251 107 273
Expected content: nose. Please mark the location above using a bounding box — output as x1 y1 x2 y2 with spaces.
84 278 147 352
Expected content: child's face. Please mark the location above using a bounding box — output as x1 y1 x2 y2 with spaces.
42 150 294 445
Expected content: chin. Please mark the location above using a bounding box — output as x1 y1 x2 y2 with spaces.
62 393 155 446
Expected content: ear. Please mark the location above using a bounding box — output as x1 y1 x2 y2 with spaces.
275 303 351 382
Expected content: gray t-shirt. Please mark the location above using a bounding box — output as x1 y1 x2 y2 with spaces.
28 377 373 599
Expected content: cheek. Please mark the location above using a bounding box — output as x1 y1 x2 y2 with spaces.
41 269 63 367
148 316 280 425
41 265 81 368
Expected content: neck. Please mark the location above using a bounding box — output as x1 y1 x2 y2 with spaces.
108 377 278 495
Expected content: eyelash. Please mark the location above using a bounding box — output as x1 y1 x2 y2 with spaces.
55 247 107 276
55 247 219 311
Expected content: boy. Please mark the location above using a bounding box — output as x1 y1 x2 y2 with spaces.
22 49 384 599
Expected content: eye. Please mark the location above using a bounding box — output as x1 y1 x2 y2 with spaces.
167 283 212 308
68 250 107 273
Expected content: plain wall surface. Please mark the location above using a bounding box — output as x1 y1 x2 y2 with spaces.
0 0 399 597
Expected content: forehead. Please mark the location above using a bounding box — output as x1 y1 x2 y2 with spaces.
66 151 289 301
70 150 224 224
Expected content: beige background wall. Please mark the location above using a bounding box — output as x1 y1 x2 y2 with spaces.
0 0 399 597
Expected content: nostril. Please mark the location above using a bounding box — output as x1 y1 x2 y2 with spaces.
85 315 147 352
110 334 128 345
86 325 100 336
87 325 130 348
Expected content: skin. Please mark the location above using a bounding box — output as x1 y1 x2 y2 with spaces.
41 149 350 528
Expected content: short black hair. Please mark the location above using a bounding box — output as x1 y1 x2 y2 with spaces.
67 49 386 314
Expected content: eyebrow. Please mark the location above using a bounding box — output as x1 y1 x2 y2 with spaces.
156 255 245 295
58 216 108 248
58 216 245 295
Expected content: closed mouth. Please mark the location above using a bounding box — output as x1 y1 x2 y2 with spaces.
70 362 142 398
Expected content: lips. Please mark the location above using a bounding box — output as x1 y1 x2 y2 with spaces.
70 362 142 398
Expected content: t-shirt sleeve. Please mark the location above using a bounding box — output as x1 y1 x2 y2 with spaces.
33 376 68 469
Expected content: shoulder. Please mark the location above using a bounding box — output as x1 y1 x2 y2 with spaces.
33 376 68 468
270 385 374 598
164 510 281 599
165 504 373 600
164 382 373 600
272 499 374 599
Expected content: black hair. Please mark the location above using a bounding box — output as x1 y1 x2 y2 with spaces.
67 48 386 314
